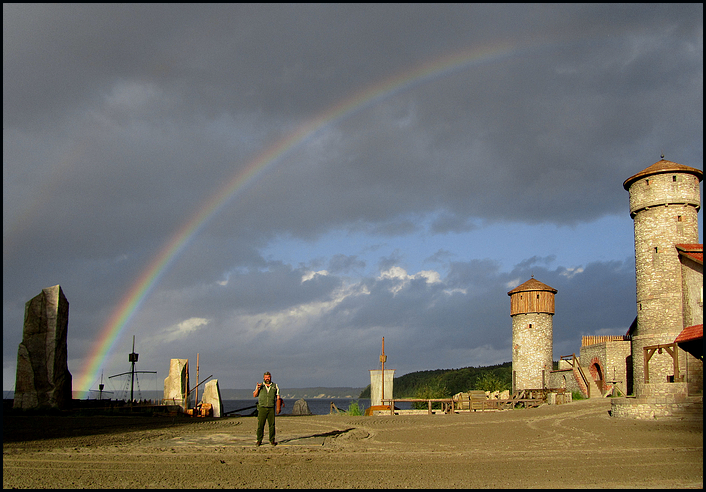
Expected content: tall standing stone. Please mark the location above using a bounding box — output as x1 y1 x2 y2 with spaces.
201 379 223 417
163 358 190 410
14 285 73 410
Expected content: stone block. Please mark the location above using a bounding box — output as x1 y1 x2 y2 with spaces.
163 359 190 410
201 379 223 417
14 285 72 410
292 398 312 415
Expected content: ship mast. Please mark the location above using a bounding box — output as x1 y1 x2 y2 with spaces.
98 371 105 400
109 335 156 404
129 335 138 402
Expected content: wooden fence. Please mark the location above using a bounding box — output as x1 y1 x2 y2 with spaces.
581 335 630 347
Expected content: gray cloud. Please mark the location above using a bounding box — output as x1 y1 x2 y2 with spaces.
3 4 701 391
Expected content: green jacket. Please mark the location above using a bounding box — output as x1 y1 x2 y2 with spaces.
257 382 279 408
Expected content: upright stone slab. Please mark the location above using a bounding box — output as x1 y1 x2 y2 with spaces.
14 285 73 410
369 369 395 407
163 358 190 410
201 379 223 417
292 398 312 415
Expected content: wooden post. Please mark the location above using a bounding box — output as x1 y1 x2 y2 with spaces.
195 353 200 408
644 346 653 383
184 359 189 409
380 337 387 407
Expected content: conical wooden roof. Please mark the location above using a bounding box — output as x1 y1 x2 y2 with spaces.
623 159 703 190
507 277 557 296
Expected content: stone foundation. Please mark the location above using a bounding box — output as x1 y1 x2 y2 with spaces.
611 382 702 420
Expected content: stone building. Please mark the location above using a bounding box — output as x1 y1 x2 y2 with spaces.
623 159 702 388
611 158 703 419
508 277 556 393
541 158 702 419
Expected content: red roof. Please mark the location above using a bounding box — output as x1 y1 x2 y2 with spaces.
623 159 703 190
675 324 703 344
507 277 557 295
676 244 703 265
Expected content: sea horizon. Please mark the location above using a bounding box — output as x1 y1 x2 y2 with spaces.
3 386 367 402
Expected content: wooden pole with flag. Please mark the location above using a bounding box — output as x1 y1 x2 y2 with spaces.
380 337 387 406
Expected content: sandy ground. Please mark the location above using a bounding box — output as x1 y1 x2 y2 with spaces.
3 398 702 489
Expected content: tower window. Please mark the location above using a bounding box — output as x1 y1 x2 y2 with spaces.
673 175 677 182
645 179 650 186
654 247 659 253
529 324 533 329
677 216 683 222
537 294 540 299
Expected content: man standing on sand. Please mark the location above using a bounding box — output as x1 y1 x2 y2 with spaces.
253 371 279 446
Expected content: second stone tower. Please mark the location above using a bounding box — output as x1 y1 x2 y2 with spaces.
508 277 557 393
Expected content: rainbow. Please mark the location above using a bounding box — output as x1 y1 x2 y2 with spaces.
75 41 519 392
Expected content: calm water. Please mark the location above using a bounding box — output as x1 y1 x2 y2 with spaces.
222 398 413 416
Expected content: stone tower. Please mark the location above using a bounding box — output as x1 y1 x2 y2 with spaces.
508 277 557 393
623 158 702 394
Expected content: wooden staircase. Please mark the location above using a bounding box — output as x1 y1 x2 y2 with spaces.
562 354 602 398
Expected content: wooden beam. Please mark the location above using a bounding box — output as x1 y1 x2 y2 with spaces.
643 342 682 384
644 346 656 383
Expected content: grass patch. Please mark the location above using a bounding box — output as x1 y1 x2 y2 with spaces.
343 400 364 416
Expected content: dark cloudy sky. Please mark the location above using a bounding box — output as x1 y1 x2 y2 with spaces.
3 4 703 395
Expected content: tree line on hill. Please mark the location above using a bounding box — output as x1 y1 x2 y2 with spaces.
358 361 512 400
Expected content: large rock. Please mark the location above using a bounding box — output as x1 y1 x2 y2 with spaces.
14 285 73 410
201 379 223 417
292 398 312 415
163 359 190 410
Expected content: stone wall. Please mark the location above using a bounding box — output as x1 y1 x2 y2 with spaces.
548 369 582 395
579 340 631 395
684 352 703 396
680 255 703 328
610 382 702 420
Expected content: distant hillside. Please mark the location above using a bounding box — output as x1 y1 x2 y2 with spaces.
221 387 365 400
358 362 512 398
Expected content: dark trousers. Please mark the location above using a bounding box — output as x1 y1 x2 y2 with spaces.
256 405 275 443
